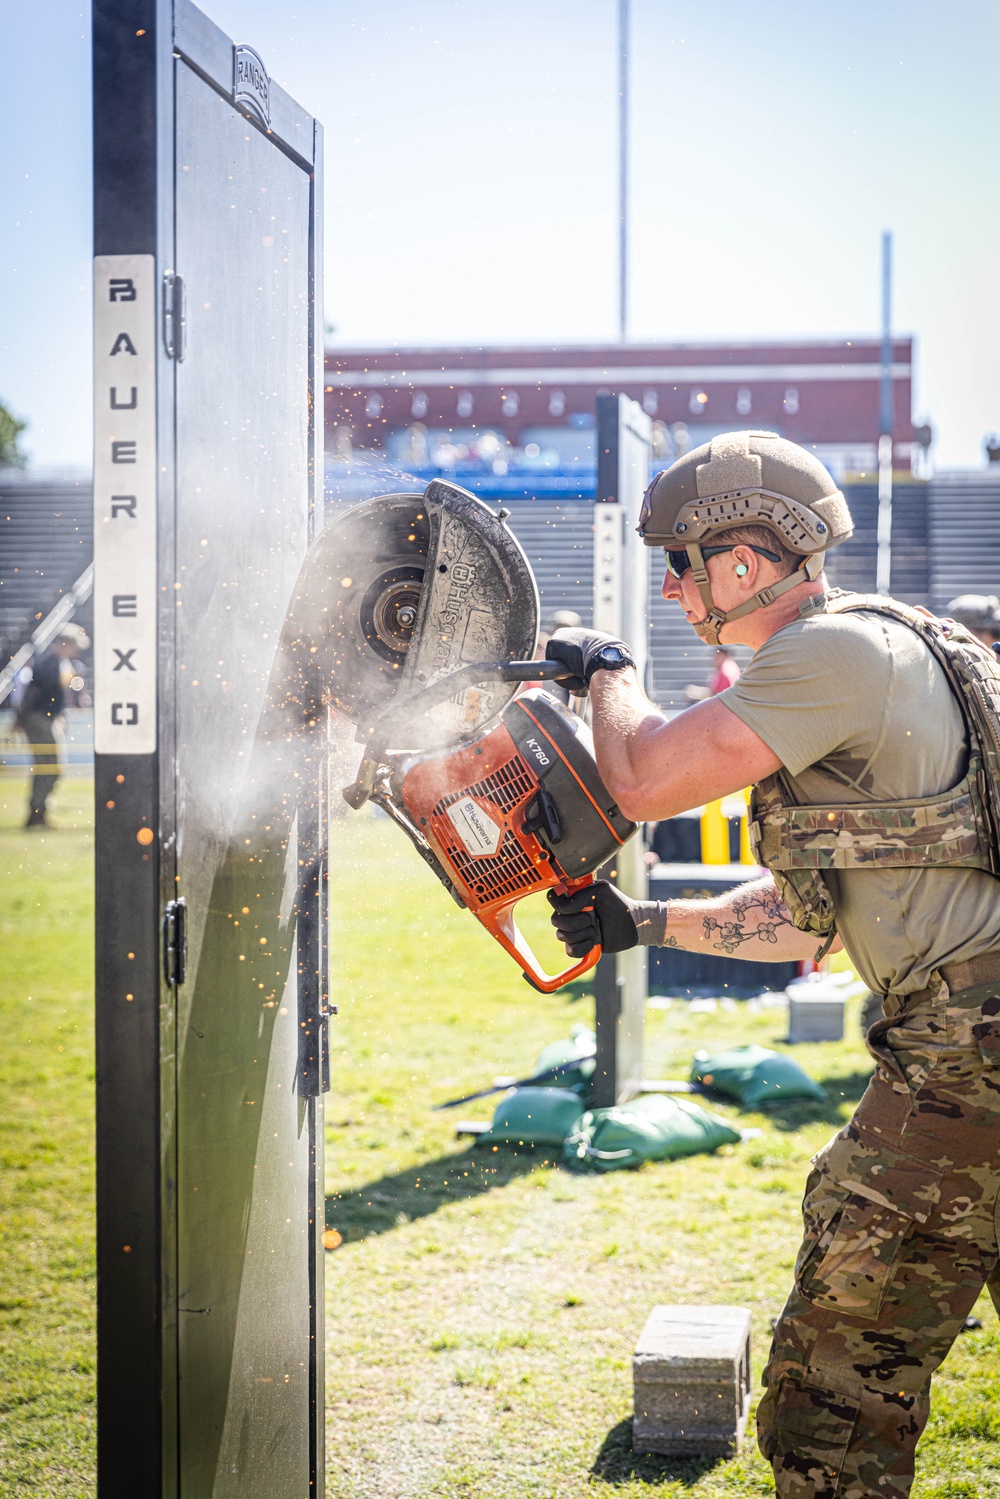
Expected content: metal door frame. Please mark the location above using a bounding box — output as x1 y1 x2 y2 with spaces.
93 4 324 1493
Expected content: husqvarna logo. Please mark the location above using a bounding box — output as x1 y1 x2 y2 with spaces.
525 737 550 767
446 797 502 857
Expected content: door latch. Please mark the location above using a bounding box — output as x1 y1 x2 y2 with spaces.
163 898 187 986
162 271 186 361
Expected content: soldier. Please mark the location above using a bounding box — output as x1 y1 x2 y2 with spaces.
15 623 89 829
545 430 1000 1498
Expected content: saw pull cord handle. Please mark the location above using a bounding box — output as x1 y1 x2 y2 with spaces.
481 876 603 995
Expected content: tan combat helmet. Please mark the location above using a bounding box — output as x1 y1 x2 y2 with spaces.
638 430 853 645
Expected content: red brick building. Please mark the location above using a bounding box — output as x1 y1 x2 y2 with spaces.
324 338 924 481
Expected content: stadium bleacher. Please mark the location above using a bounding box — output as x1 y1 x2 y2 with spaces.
3 464 995 716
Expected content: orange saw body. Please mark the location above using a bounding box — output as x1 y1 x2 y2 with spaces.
395 690 634 991
284 479 638 991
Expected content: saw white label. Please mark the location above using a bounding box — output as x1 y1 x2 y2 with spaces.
93 255 157 754
447 796 502 857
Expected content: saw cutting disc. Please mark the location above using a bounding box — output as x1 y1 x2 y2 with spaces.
280 481 539 746
358 565 425 665
283 493 430 724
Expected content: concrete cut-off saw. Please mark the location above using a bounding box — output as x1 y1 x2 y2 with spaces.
284 479 637 992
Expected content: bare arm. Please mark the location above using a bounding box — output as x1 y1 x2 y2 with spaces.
587 668 781 822
663 874 841 962
578 667 844 956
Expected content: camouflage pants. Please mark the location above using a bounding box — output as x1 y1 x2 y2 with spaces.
757 973 1000 1498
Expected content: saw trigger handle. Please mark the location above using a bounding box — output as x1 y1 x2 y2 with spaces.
520 944 603 994
483 881 602 995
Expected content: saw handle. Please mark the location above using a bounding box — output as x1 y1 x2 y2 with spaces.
500 660 569 683
482 879 602 995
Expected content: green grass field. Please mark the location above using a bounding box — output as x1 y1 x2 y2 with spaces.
2 774 999 1497
0 775 96 1495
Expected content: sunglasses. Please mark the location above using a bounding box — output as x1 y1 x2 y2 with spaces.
664 543 782 579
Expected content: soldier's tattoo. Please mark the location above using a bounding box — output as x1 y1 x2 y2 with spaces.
662 935 680 948
702 888 794 954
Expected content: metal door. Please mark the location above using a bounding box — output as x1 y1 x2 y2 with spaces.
93 4 326 1495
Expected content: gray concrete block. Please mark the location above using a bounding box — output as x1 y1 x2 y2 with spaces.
787 993 845 1043
633 1304 752 1457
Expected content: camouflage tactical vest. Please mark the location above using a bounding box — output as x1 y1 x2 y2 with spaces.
748 592 1000 944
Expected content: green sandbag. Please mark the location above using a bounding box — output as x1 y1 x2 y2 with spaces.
533 1029 596 1091
691 1044 825 1108
478 1086 585 1149
563 1093 741 1172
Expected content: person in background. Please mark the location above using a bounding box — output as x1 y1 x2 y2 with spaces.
944 594 1000 650
707 645 740 695
15 623 89 829
684 643 741 702
538 607 583 652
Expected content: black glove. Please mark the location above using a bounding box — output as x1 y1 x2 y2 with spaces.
547 881 643 957
545 628 634 694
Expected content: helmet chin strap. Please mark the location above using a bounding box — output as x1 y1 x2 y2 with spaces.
686 543 825 647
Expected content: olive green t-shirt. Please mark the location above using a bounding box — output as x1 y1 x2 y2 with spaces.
719 591 1000 996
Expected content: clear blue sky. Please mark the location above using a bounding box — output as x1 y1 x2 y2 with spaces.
2 0 997 469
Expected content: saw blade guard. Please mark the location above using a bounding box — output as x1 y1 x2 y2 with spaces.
283 479 539 750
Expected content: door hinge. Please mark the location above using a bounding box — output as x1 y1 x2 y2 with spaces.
162 271 186 361
163 898 187 986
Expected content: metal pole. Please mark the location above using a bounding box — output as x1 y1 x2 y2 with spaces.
617 0 629 343
879 230 894 438
593 393 651 1105
876 230 893 594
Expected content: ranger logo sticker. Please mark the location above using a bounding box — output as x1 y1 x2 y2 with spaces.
446 797 502 857
233 45 270 128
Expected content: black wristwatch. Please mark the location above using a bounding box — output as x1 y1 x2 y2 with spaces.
586 643 637 683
